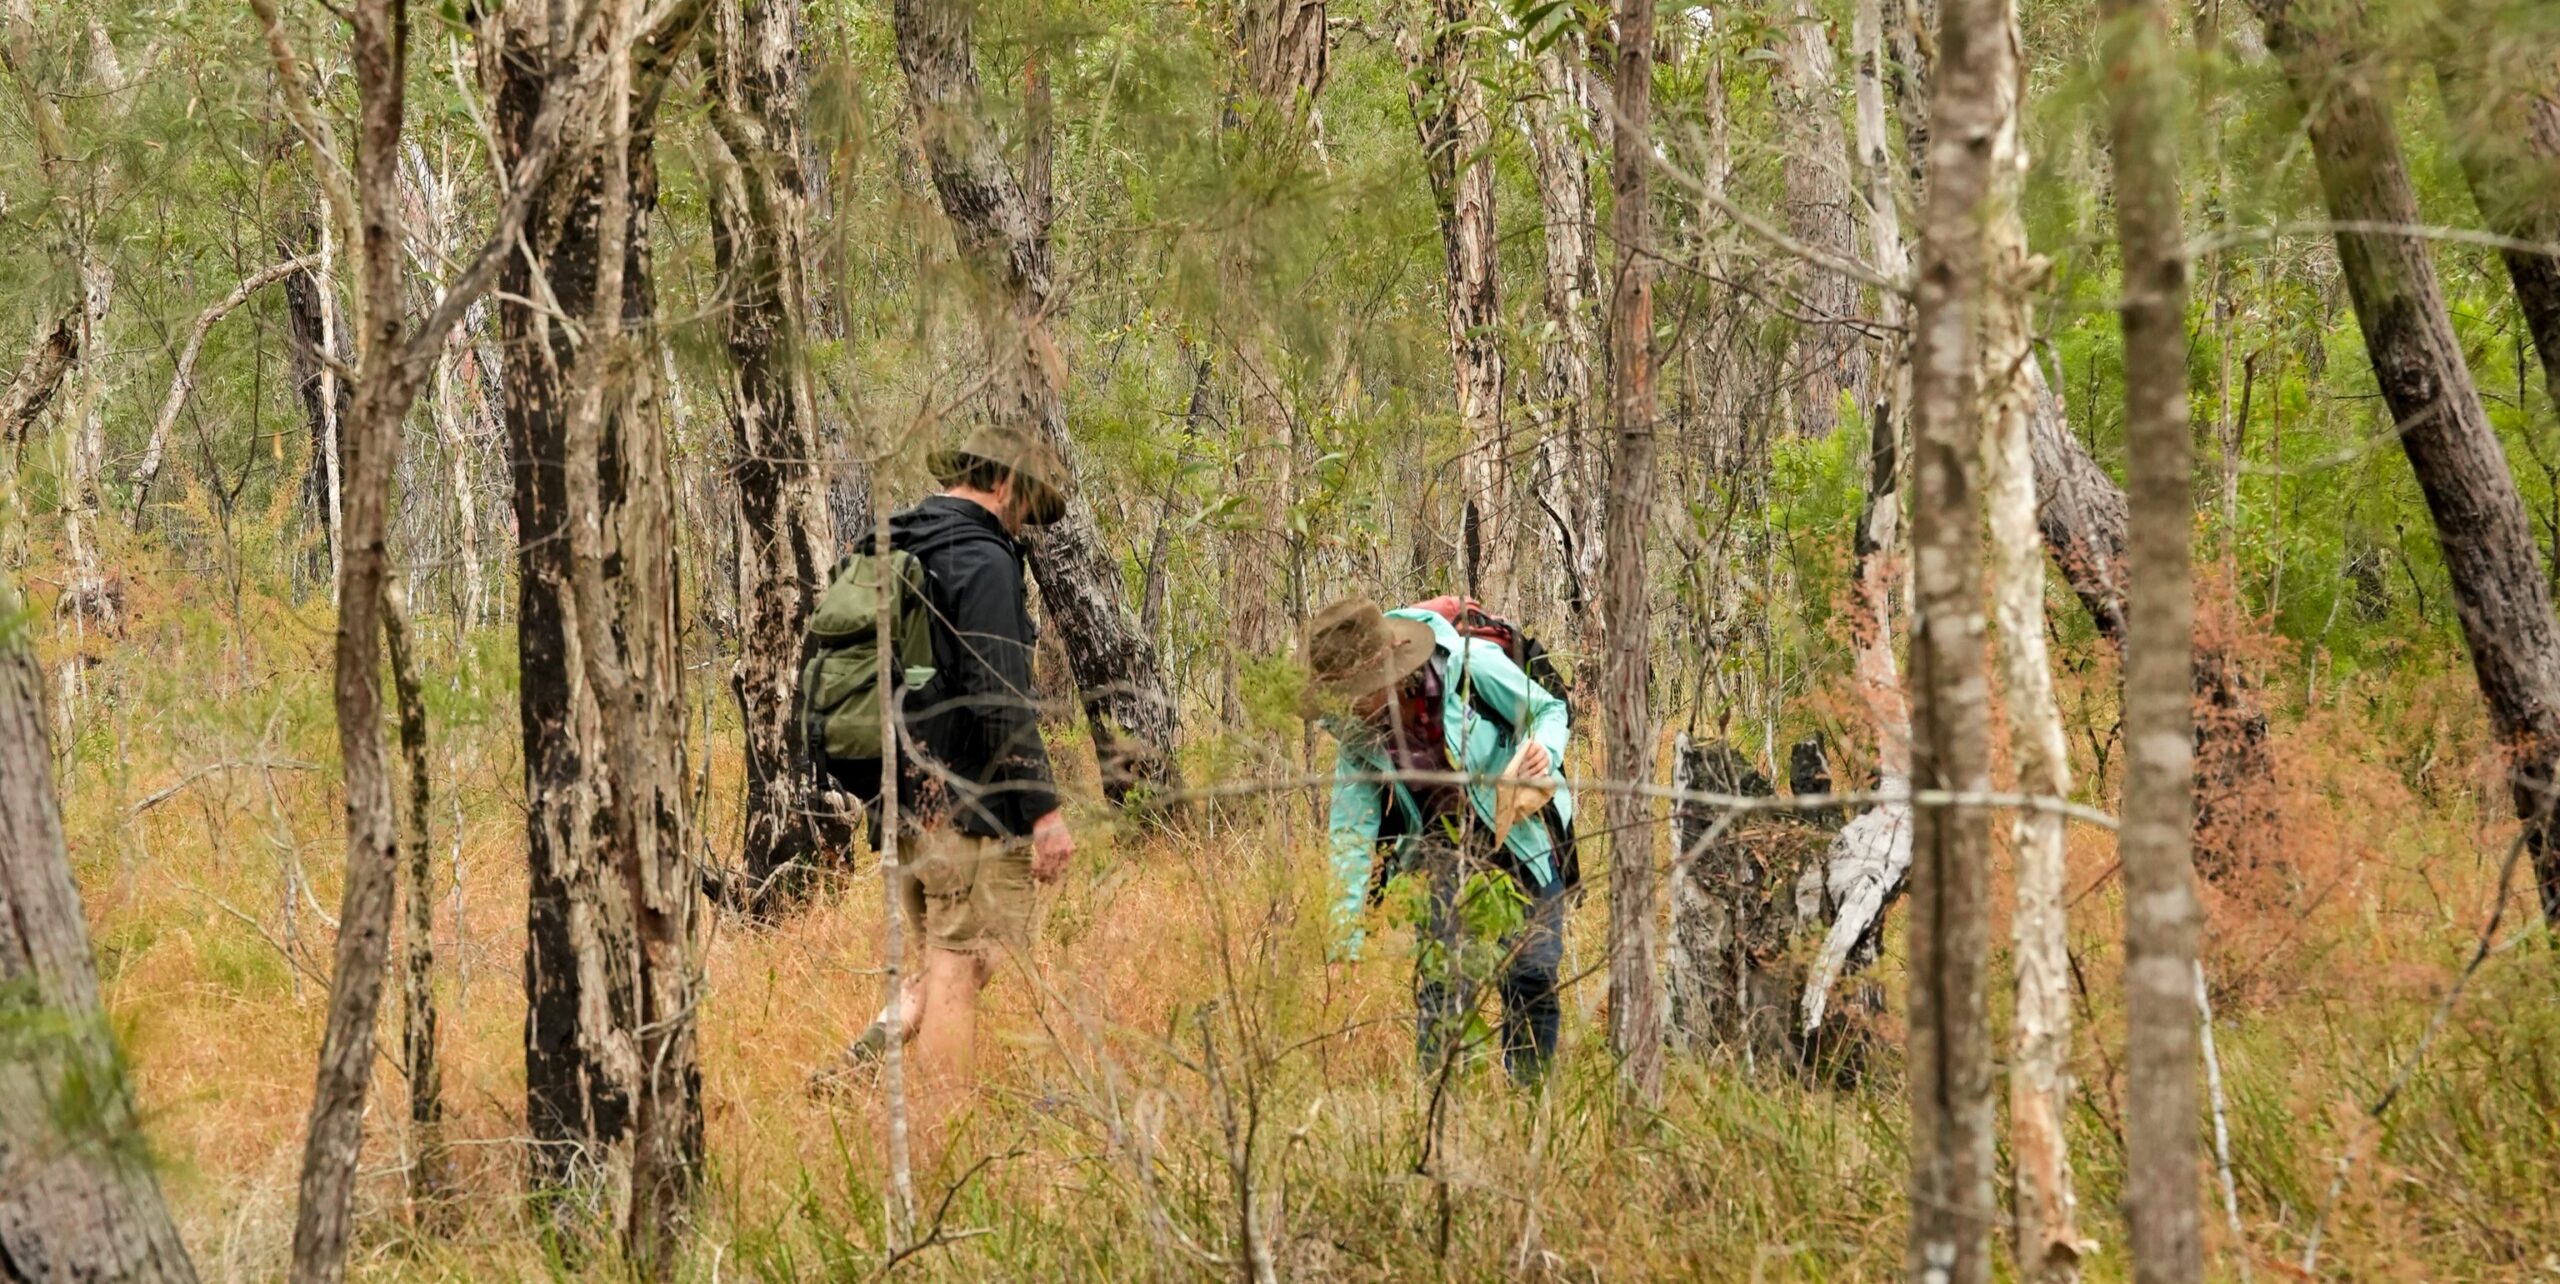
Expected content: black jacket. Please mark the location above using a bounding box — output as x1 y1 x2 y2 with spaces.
890 496 1057 839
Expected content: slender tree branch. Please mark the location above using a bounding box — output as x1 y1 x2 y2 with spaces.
129 254 320 518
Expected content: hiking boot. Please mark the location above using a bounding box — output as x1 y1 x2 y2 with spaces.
803 1019 894 1099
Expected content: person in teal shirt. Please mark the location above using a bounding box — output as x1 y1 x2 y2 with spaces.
1302 597 1575 1081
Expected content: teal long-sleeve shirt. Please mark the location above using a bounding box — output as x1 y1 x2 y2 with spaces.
1323 609 1573 957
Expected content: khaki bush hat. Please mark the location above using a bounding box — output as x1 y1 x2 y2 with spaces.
1301 597 1436 715
930 426 1071 527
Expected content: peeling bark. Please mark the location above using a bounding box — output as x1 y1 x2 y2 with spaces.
0 306 77 447
1976 6 2079 1265
706 0 842 903
287 0 421 1271
493 0 711 1259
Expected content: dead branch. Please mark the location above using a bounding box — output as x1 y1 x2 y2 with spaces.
128 254 320 518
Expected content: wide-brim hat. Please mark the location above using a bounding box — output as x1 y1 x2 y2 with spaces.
929 426 1071 527
1300 597 1435 716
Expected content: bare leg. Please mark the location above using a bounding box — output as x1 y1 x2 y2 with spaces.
891 952 989 1041
909 945 987 1165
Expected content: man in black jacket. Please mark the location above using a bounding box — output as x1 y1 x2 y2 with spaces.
820 427 1075 1129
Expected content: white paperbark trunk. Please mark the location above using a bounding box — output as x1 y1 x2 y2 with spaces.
1980 22 2081 1262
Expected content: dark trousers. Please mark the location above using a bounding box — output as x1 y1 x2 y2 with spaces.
1412 836 1567 1084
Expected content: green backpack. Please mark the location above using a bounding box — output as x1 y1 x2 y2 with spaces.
798 549 937 796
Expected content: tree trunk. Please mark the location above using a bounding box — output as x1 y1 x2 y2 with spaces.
494 0 710 1258
1 304 78 448
404 144 490 627
431 322 488 627
1400 0 1511 606
2105 3 2203 1281
384 579 450 1224
1522 23 1605 647
706 0 841 904
2254 0 2560 922
1603 0 1665 1105
1 579 198 1284
1774 0 1867 440
1790 0 1917 1023
893 0 1182 803
1905 0 2004 1277
2434 16 2560 412
1243 0 1328 125
281 219 351 587
288 0 418 1272
1848 0 1913 780
1876 0 2260 888
1973 8 2079 1269
1664 738 1816 1064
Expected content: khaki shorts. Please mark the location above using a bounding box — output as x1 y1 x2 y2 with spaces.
898 827 1037 955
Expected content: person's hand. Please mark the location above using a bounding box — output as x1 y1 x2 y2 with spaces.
1031 810 1074 882
1512 739 1554 782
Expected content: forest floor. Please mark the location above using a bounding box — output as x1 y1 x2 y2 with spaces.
46 559 2560 1281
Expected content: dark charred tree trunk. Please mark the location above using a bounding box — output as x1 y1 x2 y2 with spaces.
2255 0 2560 923
2105 3 2204 1280
1602 0 1666 1106
1664 738 1827 1065
893 0 1182 804
384 580 450 1224
705 0 841 904
2433 12 2560 412
1905 0 2004 1277
280 218 351 585
1 581 198 1284
494 0 710 1259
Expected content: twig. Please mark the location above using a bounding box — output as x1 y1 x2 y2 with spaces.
2187 218 2560 261
1646 123 1913 298
130 758 322 815
873 1148 1014 1277
176 876 329 993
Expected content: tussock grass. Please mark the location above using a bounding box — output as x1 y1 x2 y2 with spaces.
35 563 2560 1280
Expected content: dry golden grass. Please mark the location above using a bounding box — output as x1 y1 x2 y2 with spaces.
37 562 2560 1281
